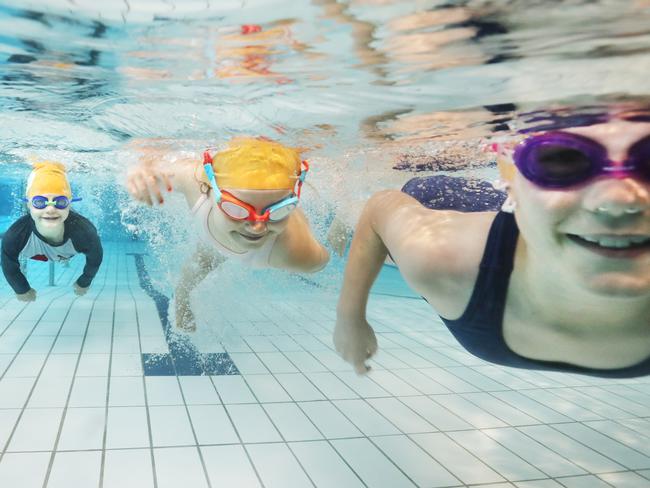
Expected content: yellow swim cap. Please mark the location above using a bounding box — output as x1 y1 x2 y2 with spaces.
26 161 72 198
212 137 302 190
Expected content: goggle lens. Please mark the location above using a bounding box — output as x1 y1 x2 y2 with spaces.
269 202 297 222
219 201 251 220
529 145 593 184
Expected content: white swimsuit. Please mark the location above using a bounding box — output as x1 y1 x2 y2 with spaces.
21 232 77 262
191 191 277 268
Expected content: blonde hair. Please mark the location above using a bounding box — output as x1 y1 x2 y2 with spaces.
26 161 72 198
211 137 302 190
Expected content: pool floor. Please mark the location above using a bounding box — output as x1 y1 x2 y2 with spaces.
0 242 650 487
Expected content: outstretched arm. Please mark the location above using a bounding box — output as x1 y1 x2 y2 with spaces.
124 139 202 208
334 190 426 373
174 244 224 332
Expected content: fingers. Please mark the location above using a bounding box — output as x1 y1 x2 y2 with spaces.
126 170 172 206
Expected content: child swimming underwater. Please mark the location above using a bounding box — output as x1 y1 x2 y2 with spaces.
126 137 330 332
1 161 103 301
335 115 650 378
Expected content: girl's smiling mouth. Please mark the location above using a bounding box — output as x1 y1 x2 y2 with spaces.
567 233 650 258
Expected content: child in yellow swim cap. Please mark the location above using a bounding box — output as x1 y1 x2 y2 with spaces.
126 137 330 332
1 161 103 302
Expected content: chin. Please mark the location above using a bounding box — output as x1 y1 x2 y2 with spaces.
584 273 650 298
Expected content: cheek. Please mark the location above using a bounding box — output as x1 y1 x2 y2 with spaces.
513 179 580 242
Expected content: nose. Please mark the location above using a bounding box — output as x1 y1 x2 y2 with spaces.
245 220 268 235
583 177 650 218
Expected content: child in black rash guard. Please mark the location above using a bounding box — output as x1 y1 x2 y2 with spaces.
1 161 103 301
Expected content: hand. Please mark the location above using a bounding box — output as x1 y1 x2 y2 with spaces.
73 283 89 296
333 314 378 374
126 163 173 206
326 216 351 257
175 297 197 333
16 288 36 302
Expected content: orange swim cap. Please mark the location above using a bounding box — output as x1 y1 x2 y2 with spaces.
26 161 72 198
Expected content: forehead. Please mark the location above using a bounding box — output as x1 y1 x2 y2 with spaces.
227 189 292 207
561 120 650 151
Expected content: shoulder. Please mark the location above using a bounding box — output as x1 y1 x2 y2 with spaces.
1 215 33 252
269 210 327 271
66 212 100 245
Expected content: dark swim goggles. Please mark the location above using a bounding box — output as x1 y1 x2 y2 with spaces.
513 132 650 189
24 195 82 209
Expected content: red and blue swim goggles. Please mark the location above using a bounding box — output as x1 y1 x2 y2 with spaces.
202 151 309 222
512 131 650 189
23 195 82 209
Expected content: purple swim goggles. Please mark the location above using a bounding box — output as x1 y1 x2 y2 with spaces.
513 131 650 189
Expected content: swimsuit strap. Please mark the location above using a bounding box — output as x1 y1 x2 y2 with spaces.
442 212 519 330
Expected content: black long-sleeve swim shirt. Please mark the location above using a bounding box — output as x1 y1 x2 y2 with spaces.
1 211 103 294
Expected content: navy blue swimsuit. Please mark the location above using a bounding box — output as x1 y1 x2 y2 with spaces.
402 175 650 377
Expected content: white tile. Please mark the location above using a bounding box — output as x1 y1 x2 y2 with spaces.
111 354 143 376
520 390 602 421
483 427 585 478
109 376 145 406
0 354 13 375
283 351 327 372
76 353 110 376
47 450 101 488
299 401 362 439
19 335 56 354
201 445 261 488
597 471 650 487
4 353 47 377
431 394 507 429
263 403 323 441
257 352 299 373
463 392 539 426
275 373 325 401
149 405 196 447
366 397 435 434
333 399 401 436
51 335 84 353
228 353 268 374
40 354 78 377
247 443 313 488
335 371 390 398
212 376 256 404
188 405 239 445
400 396 472 431
449 430 545 481
411 432 505 485
179 376 221 405
27 375 73 408
290 441 364 488
8 408 63 452
69 376 108 407
153 447 209 488
420 368 479 393
226 404 282 443
0 409 20 448
556 475 613 487
372 435 460 487
0 377 36 408
105 406 150 449
304 372 358 399
492 390 572 423
244 374 292 402
145 377 184 405
82 335 111 354
332 437 417 488
0 452 50 488
112 335 141 354
367 370 421 396
57 407 105 451
392 369 451 395
103 448 155 488
553 423 650 470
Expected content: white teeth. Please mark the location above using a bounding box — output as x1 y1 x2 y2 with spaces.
577 235 650 248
